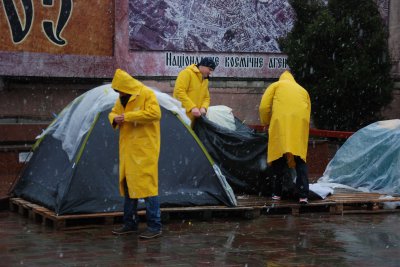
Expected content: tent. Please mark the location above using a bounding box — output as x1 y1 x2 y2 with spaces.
318 119 400 195
12 85 236 215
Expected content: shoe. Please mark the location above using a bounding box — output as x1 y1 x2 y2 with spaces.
299 198 308 205
139 230 162 239
272 195 281 201
112 225 138 235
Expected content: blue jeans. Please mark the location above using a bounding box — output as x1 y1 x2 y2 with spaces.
123 185 162 232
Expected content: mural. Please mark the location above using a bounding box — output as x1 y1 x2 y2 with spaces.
129 0 389 53
129 0 294 53
0 0 114 56
0 0 391 78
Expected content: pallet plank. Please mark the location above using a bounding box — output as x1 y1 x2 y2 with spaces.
8 190 400 230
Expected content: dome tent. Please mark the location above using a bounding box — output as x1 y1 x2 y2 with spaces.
12 84 236 215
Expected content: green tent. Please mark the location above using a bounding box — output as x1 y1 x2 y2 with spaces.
13 85 236 215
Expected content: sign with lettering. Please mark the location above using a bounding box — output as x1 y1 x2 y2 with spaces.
123 51 287 78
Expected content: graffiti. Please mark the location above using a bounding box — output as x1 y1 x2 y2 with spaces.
2 0 73 46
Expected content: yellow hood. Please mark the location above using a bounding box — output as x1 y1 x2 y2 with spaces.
111 69 143 95
187 64 201 74
279 70 295 82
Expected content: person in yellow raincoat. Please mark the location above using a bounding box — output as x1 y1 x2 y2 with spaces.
109 69 162 239
259 70 311 204
173 57 216 126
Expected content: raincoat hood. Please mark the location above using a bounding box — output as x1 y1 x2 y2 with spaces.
279 70 295 82
111 69 143 95
188 64 201 73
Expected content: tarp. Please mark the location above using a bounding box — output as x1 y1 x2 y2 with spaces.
195 116 277 196
319 120 400 195
195 114 323 199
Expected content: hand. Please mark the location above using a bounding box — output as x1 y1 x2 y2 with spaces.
191 108 201 118
200 107 207 115
114 114 125 125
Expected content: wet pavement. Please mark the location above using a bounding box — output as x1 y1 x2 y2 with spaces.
0 210 399 267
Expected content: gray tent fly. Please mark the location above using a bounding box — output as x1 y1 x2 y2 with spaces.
12 85 236 215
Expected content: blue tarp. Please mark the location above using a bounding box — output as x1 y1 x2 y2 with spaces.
319 120 400 195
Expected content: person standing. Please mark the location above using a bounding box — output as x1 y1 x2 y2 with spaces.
259 70 311 204
173 57 216 126
109 69 162 239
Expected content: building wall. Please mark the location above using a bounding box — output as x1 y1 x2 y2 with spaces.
0 78 99 122
1 0 398 125
148 78 400 125
1 1 399 197
1 76 399 126
389 0 400 79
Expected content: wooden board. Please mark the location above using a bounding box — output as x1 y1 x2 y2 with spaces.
9 190 400 230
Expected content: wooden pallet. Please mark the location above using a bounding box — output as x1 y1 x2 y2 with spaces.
9 190 400 230
9 198 124 230
323 190 400 214
235 190 400 216
8 198 262 229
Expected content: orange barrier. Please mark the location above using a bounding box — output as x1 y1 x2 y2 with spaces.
248 125 354 139
309 128 354 139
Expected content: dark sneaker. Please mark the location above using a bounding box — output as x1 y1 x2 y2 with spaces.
112 225 138 235
299 198 308 205
139 230 162 239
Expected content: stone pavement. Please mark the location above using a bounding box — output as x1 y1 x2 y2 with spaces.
0 210 399 266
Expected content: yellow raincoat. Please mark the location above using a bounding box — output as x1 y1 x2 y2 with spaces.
173 64 211 122
108 69 161 199
259 71 311 164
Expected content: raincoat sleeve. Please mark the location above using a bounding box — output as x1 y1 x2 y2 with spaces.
124 90 161 123
108 100 123 129
201 88 211 110
174 70 197 112
259 82 278 126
